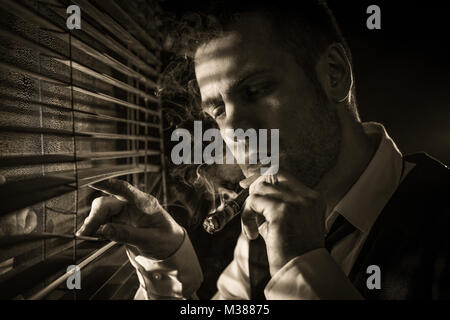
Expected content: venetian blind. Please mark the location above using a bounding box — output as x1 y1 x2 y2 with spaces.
0 0 166 299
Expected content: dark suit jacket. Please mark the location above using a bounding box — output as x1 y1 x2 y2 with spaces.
349 153 450 299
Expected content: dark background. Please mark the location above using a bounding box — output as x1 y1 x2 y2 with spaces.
328 1 449 165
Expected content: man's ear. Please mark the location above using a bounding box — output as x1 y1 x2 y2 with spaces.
316 43 353 103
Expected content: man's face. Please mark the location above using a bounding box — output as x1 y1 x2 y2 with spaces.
194 14 341 187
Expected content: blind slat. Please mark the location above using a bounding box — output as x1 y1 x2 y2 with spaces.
43 2 159 74
0 0 158 84
96 0 161 51
0 0 165 300
0 165 161 216
0 176 76 216
0 150 160 167
0 27 158 97
0 61 160 115
72 0 160 67
0 97 160 128
0 126 161 142
29 242 118 300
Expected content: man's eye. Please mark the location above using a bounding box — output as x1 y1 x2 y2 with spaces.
244 82 274 99
211 104 225 119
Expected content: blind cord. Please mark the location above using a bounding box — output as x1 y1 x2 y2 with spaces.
68 27 79 301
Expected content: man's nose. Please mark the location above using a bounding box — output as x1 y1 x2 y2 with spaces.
224 102 262 130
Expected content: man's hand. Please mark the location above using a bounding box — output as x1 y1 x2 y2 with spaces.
0 175 37 238
76 179 185 260
242 172 326 276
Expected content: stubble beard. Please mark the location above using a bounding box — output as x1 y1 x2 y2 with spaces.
281 87 342 189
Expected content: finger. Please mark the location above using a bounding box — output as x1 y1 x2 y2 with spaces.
249 175 268 195
258 221 269 240
98 223 145 247
251 181 313 205
239 174 261 189
241 201 259 240
241 196 267 240
16 208 37 234
246 193 284 223
16 208 28 231
76 196 124 236
89 179 147 204
24 210 37 234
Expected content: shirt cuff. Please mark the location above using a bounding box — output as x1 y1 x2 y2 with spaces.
264 248 363 300
127 228 203 300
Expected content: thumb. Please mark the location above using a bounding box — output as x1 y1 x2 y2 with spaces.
99 223 142 246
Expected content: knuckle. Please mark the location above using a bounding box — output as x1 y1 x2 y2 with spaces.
122 180 134 192
276 202 288 213
140 194 160 210
92 196 107 207
107 179 128 195
111 179 126 194
249 176 265 194
246 194 256 204
246 194 258 209
146 193 157 203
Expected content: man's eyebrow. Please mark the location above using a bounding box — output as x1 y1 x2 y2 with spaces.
201 69 273 110
227 69 273 94
202 97 224 110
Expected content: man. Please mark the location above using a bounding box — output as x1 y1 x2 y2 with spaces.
76 1 450 299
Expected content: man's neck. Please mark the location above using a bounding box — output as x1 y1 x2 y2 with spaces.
317 115 379 216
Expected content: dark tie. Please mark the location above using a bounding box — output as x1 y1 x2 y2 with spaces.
249 214 356 300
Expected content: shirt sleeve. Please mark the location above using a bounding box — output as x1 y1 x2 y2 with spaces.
213 232 252 300
126 228 203 300
264 248 364 300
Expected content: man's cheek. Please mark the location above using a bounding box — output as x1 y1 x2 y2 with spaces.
264 95 283 112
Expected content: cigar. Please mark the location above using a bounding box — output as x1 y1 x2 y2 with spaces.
203 174 260 234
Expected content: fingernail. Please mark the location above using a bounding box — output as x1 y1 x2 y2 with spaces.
239 174 260 189
75 227 83 236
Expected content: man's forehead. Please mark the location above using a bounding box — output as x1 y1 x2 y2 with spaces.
195 33 241 69
194 27 281 97
194 14 277 69
194 13 273 59
194 33 244 88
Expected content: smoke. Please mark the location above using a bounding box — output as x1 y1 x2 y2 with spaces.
155 8 246 229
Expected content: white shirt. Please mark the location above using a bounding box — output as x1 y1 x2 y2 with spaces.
128 122 415 300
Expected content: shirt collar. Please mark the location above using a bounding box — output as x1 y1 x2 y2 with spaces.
325 122 404 234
